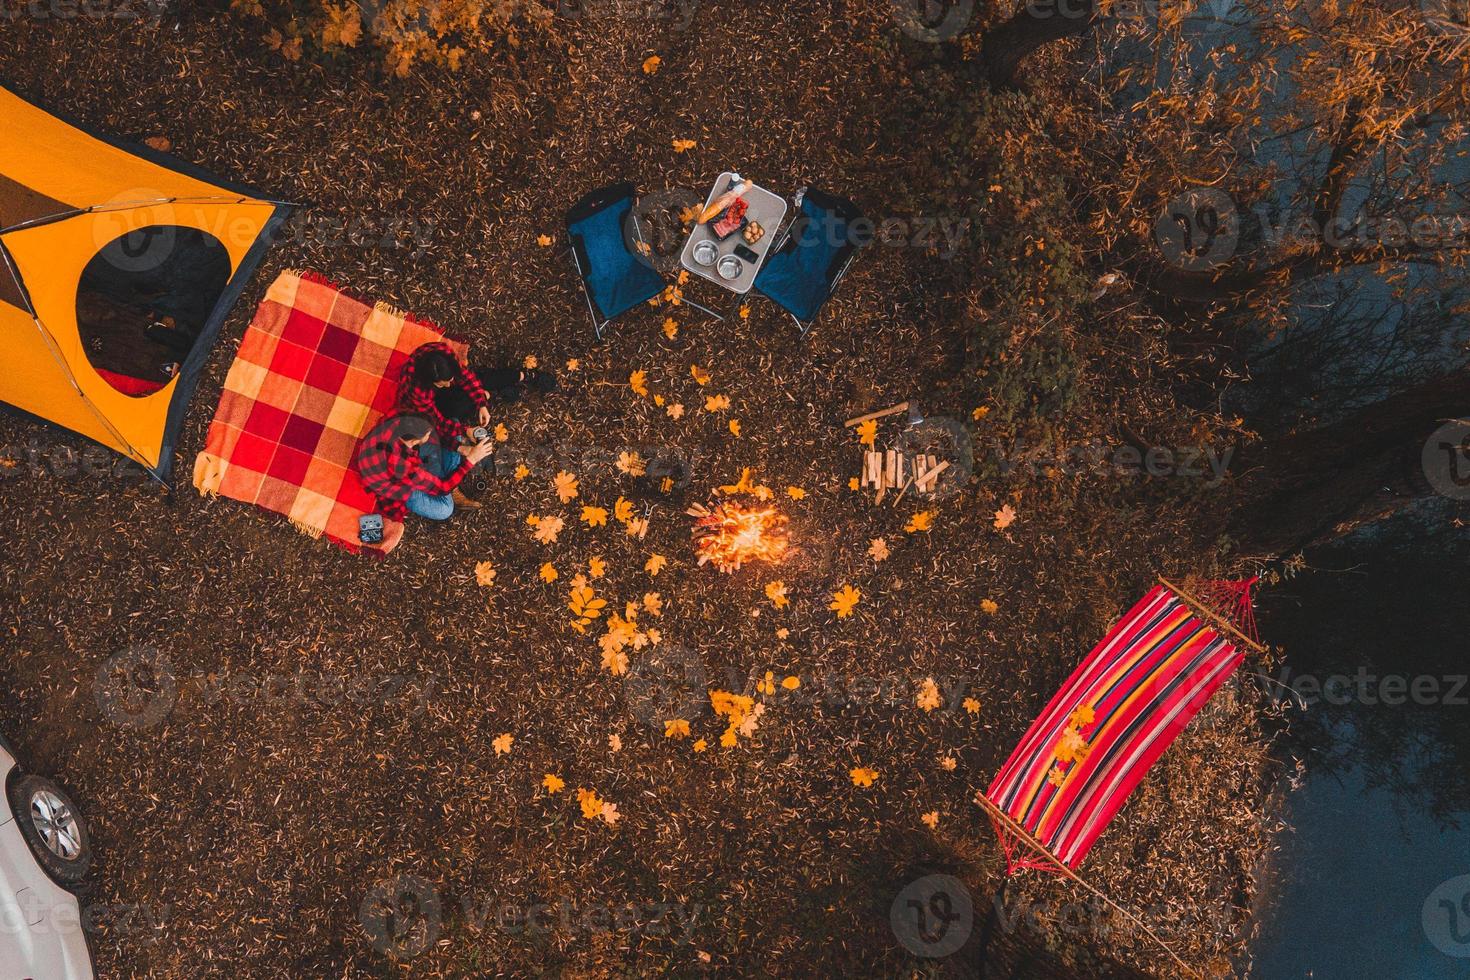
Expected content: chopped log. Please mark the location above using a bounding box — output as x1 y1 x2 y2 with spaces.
917 459 951 491
885 450 897 488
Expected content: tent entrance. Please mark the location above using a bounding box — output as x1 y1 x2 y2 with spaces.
76 225 231 397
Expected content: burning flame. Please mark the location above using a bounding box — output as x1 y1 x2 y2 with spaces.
688 500 790 573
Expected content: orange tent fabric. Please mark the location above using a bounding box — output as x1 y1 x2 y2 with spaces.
0 82 289 481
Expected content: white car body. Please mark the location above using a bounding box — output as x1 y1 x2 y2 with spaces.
0 740 94 980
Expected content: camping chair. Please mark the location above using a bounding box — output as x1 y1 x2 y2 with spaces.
751 188 866 337
565 182 721 341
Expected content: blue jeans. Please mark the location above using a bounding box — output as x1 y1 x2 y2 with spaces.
406 443 464 521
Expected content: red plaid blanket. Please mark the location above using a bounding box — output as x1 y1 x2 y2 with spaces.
193 270 465 555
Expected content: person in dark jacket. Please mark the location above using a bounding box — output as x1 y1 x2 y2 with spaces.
353 413 493 521
399 342 556 444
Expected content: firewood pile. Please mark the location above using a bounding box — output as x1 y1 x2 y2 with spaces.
846 401 951 503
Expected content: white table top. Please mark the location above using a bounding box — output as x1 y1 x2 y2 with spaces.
678 172 788 295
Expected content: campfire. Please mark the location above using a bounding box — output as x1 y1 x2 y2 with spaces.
688 500 790 573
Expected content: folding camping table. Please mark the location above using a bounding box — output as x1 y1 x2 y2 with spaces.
679 172 789 296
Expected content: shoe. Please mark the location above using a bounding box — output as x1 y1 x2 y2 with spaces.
452 489 483 511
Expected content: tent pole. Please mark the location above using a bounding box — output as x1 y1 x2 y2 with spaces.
974 793 1202 979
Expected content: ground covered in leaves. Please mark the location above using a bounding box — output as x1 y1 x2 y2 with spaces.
1 5 1274 976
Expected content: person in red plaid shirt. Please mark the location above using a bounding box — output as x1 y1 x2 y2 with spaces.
354 413 494 521
399 343 556 443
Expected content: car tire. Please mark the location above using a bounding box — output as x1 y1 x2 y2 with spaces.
8 775 91 886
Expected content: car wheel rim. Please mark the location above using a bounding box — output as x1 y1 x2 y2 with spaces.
30 789 81 861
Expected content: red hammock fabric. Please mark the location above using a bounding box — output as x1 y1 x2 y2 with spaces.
983 584 1246 872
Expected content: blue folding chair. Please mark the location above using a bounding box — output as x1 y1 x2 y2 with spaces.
751 187 866 337
565 183 666 341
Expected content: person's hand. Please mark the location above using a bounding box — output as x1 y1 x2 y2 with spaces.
478 406 491 426
465 440 495 466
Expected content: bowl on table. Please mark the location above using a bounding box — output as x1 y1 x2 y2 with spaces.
692 240 719 267
717 255 743 281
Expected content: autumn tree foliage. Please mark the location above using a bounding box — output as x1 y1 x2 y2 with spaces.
229 0 550 73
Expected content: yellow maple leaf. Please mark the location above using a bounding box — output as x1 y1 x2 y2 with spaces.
704 394 730 412
739 303 750 320
642 592 662 616
654 394 665 406
1048 765 1068 788
474 561 497 587
729 419 742 437
577 787 605 820
600 801 621 826
533 515 565 544
980 598 999 615
850 767 879 788
906 510 934 533
867 537 889 561
617 451 647 476
642 54 661 74
848 477 860 491
972 406 991 421
629 369 650 397
514 463 530 480
690 363 711 385
921 810 940 829
830 584 861 618
614 496 634 522
940 754 957 771
542 773 565 794
625 517 649 538
1070 704 1096 728
566 358 580 372
553 471 579 502
494 423 509 442
765 581 789 608
667 403 685 420
963 697 981 716
492 733 513 755
776 628 790 640
672 138 696 153
539 562 558 583
663 317 678 340
602 646 629 675
608 734 622 752
582 505 608 528
693 738 708 753
536 234 552 247
993 503 1018 529
786 486 806 500
523 355 538 370
589 556 606 579
916 677 942 712
645 553 667 576
856 419 877 447
663 719 690 738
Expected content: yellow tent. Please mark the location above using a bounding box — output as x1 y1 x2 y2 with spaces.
0 82 290 483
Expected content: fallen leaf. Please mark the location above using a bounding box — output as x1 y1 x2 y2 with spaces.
728 419 741 437
492 733 513 755
786 486 806 500
765 581 789 608
533 515 565 544
690 364 711 385
856 419 877 447
514 464 530 480
474 561 497 587
645 553 667 576
629 370 650 398
963 697 981 715
667 403 685 419
867 537 889 561
994 503 1018 529
539 562 558 583
905 510 934 533
537 234 552 247
542 773 565 793
672 138 696 153
642 54 661 74
589 556 606 579
582 505 609 528
608 734 622 752
830 584 861 619
850 767 879 788
663 317 678 340
922 811 940 829
494 423 509 442
664 719 690 738
617 451 646 476
554 471 579 502
916 677 941 712
980 598 999 615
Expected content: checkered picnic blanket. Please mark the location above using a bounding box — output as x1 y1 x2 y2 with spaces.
192 270 465 555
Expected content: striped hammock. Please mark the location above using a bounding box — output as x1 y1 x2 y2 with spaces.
982 583 1248 872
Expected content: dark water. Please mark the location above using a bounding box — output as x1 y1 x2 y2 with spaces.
1246 509 1470 978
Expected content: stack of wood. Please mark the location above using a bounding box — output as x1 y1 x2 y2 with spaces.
860 450 949 503
844 401 950 504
